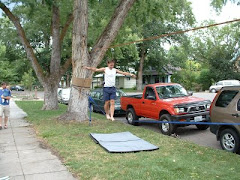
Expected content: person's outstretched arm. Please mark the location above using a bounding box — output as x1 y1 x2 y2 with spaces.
84 67 105 72
116 69 136 78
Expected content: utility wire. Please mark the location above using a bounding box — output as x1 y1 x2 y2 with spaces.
107 18 240 49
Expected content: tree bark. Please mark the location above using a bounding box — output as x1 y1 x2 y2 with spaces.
42 79 59 110
41 3 62 110
90 0 136 67
60 0 90 121
60 0 136 121
137 50 146 91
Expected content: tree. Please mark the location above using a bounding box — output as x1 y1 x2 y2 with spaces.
130 0 194 90
171 60 201 91
21 69 35 91
0 0 73 110
190 23 240 87
211 0 240 70
59 0 136 121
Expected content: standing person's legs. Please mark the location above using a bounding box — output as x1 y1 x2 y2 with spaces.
103 87 111 119
109 87 116 121
110 99 115 121
3 105 10 128
0 105 3 129
104 100 110 119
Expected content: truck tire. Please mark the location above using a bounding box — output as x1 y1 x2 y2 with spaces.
126 108 139 126
159 114 176 136
220 128 240 154
196 124 209 130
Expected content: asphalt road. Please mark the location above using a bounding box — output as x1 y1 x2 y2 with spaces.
115 92 222 150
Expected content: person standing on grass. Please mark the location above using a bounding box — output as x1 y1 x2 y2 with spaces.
84 59 136 121
0 82 11 130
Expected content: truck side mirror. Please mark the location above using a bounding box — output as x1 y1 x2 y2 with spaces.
147 96 156 100
188 91 193 96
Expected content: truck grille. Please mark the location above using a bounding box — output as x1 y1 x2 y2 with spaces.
188 105 206 113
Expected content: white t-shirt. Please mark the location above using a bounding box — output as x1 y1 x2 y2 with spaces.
104 67 116 87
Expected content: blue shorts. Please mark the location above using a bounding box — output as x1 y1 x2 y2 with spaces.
103 87 116 101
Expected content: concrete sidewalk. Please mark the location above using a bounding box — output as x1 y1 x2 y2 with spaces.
0 101 76 180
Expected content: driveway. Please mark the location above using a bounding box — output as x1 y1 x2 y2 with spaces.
115 92 222 150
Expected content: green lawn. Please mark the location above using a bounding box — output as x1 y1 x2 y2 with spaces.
16 101 240 180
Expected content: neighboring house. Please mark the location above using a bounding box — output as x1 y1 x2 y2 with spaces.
143 66 180 86
92 74 136 89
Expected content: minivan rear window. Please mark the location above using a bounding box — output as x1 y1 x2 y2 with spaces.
237 99 240 111
215 90 239 108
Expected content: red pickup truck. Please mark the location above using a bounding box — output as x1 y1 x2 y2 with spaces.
121 83 211 135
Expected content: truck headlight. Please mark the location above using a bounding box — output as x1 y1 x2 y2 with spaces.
174 107 185 114
206 104 211 110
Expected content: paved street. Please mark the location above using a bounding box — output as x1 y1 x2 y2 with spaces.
115 92 222 150
0 101 75 180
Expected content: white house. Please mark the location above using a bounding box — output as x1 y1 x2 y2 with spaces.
92 73 136 89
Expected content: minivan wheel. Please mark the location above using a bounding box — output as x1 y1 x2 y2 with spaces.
210 88 216 93
159 114 176 136
126 108 139 126
220 129 240 154
196 124 209 130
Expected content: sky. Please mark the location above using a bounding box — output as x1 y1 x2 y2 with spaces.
189 0 240 23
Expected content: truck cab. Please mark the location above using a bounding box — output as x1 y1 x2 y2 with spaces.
121 83 211 135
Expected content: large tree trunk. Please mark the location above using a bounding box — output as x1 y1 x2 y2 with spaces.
42 3 61 110
137 51 146 91
59 0 136 121
61 0 90 121
42 80 59 110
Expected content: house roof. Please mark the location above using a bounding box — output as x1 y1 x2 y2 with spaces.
143 65 181 76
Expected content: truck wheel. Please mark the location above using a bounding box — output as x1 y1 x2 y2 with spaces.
220 128 240 154
196 124 209 130
126 108 139 126
159 114 176 136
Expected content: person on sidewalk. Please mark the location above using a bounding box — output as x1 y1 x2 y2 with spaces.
0 82 11 130
84 59 136 121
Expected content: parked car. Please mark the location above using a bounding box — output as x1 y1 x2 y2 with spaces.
90 88 126 115
121 83 211 135
209 80 240 93
210 86 240 153
58 88 71 105
10 85 24 91
57 88 63 103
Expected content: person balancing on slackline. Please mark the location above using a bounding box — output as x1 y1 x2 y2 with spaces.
84 59 136 121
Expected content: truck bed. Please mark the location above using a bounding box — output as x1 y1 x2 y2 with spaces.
123 94 142 99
